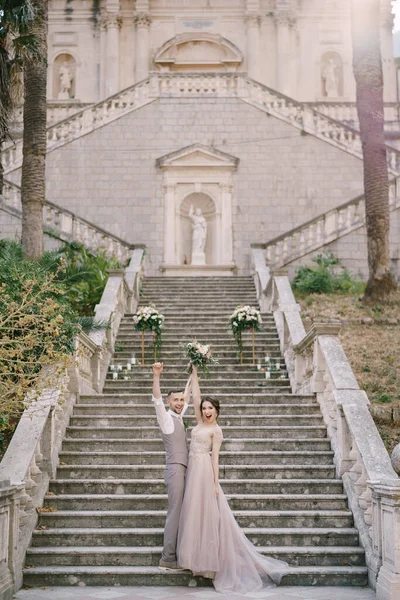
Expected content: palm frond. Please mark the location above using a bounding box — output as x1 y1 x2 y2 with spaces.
74 316 110 335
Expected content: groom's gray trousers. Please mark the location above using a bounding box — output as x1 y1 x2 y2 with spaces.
162 463 186 563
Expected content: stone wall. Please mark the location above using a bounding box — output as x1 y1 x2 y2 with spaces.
26 96 366 274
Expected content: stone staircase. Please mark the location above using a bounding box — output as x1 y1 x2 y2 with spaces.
24 276 368 587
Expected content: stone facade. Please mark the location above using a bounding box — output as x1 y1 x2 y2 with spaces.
16 97 365 275
47 0 397 104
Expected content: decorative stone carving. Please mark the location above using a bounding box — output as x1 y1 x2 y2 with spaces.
58 61 73 99
154 33 243 72
53 53 76 100
321 52 343 98
101 13 122 30
134 12 151 28
245 13 261 28
189 205 207 265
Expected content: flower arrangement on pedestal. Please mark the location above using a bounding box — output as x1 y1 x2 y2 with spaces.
181 341 218 378
229 305 262 364
133 305 164 363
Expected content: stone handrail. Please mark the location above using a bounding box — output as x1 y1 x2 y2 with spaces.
0 247 145 599
1 180 133 263
254 176 400 269
3 73 400 176
306 102 400 127
7 101 93 139
252 253 400 599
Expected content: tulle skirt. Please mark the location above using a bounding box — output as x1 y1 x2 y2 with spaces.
177 453 288 593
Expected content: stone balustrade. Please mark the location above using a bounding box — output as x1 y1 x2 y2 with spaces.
308 102 400 129
252 254 400 599
0 248 144 600
3 73 400 177
1 180 133 263
255 176 400 269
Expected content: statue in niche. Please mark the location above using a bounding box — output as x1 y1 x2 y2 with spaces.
189 205 207 265
58 61 73 100
322 58 339 98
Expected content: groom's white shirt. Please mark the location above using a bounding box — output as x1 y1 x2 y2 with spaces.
152 396 189 435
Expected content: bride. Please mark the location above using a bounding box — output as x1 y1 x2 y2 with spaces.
177 365 289 593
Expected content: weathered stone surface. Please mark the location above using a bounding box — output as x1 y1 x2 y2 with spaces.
391 444 400 475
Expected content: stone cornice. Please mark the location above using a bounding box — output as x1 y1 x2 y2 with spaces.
293 321 341 354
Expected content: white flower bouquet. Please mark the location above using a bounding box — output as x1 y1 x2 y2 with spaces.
229 305 262 362
133 305 165 360
181 340 218 378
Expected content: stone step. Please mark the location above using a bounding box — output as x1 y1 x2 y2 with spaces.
73 403 321 416
43 493 350 512
65 425 326 440
55 464 336 481
58 450 335 466
61 437 333 452
31 527 360 548
22 564 369 587
79 393 315 405
102 384 292 394
26 544 366 567
104 371 287 382
36 510 353 529
69 415 321 429
116 329 278 338
49 479 343 495
112 354 284 363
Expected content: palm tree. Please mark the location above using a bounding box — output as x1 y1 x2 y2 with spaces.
351 0 397 300
0 0 36 195
20 0 48 260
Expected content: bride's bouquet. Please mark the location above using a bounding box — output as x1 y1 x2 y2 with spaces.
181 340 218 378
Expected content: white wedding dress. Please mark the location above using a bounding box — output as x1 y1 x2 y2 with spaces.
177 423 288 593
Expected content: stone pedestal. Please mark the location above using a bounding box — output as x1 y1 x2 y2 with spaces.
375 480 400 600
191 251 206 266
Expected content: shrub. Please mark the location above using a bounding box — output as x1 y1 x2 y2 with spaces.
292 252 364 296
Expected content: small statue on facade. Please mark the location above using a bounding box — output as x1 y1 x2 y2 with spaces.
58 61 73 100
189 205 207 265
322 58 339 98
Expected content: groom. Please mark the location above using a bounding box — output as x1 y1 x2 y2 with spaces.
152 362 191 570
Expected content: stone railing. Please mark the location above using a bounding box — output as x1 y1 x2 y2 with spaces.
3 73 400 176
252 252 400 600
307 102 400 126
255 176 400 269
2 78 153 174
0 247 144 599
1 180 133 263
7 101 93 139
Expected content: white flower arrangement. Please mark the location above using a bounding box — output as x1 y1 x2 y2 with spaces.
229 305 262 358
132 305 165 358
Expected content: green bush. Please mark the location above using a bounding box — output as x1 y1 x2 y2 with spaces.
292 252 364 296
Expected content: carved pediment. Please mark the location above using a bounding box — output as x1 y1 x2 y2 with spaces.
154 34 243 72
156 144 239 170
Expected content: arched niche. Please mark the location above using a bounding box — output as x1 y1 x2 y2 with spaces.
180 193 216 265
321 52 344 98
157 143 239 276
154 33 243 72
52 53 76 100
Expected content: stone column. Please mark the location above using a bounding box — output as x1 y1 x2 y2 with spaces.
134 13 151 82
246 13 261 80
275 11 296 97
375 480 400 600
163 184 177 265
220 183 233 263
103 13 122 97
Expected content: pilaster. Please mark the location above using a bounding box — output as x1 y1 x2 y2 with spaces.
134 12 151 82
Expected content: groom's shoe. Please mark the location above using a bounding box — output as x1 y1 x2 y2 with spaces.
159 559 182 570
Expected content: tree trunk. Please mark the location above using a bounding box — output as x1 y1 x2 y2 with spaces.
21 0 48 260
351 0 396 300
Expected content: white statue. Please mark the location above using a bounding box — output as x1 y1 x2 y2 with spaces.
189 205 207 265
58 61 73 100
322 58 339 98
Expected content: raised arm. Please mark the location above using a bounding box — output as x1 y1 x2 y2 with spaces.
152 362 163 399
191 364 202 423
211 429 223 497
183 373 192 404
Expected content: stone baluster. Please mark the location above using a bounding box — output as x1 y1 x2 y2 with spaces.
134 12 151 82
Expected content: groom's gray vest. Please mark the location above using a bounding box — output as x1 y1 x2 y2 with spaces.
160 417 188 467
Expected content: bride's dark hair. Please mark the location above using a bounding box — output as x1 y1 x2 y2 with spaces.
200 396 220 417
